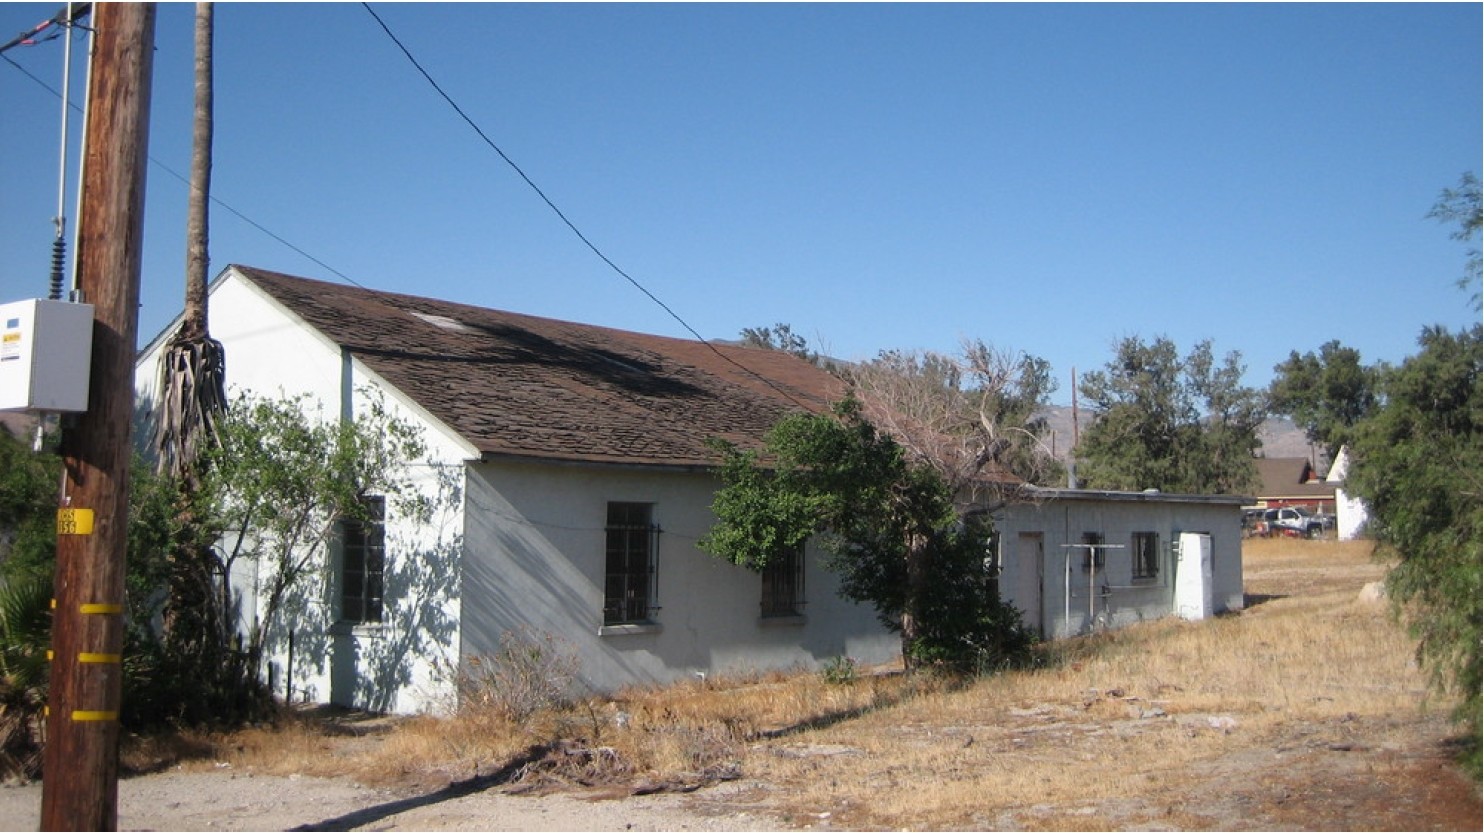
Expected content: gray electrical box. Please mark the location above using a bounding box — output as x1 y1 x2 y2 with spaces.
0 298 95 413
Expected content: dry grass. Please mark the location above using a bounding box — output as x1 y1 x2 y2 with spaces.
125 538 1470 830
741 538 1439 829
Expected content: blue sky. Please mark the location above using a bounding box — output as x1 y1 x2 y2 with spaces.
2 3 1479 404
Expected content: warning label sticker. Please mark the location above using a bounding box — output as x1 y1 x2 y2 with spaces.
0 331 19 363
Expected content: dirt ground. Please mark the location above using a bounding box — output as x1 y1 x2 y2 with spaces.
0 542 1478 831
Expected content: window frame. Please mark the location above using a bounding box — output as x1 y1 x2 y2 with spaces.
340 495 386 625
760 544 806 619
603 502 660 626
983 531 1003 599
1080 532 1105 573
1131 531 1160 582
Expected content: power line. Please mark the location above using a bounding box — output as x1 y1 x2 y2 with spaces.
360 3 814 410
3 42 365 290
0 3 88 55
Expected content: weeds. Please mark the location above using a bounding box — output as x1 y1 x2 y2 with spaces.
819 655 858 685
457 628 581 724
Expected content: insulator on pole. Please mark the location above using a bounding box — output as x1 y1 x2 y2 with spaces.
49 233 66 300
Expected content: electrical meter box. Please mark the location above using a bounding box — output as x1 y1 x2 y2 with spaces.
0 298 95 413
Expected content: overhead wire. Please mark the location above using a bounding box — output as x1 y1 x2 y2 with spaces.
360 3 815 411
7 5 815 410
2 36 366 290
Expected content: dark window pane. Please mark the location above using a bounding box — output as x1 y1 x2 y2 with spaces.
761 545 804 617
341 496 386 624
604 502 655 625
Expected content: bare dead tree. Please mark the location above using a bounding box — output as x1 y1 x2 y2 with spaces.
845 339 1060 513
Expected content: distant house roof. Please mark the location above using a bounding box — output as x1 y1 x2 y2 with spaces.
230 266 845 469
1254 456 1335 502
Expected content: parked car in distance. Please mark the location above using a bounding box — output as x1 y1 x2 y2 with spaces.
1242 508 1269 538
1262 506 1335 538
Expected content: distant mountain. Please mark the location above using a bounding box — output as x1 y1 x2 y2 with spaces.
1257 417 1324 465
1035 407 1325 475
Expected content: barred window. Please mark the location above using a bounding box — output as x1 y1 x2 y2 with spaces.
1081 532 1105 573
761 546 805 618
1132 532 1160 581
604 503 659 625
341 496 385 624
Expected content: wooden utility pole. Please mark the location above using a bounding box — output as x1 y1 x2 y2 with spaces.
40 4 155 830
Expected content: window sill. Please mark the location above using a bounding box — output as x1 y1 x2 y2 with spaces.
758 614 807 627
598 622 662 637
331 621 387 638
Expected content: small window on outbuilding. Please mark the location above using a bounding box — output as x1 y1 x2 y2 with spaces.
1081 532 1105 573
1131 532 1160 581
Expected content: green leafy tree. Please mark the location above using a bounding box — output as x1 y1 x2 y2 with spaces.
0 430 60 579
1076 336 1263 495
0 432 183 738
739 323 821 365
200 390 430 664
129 389 435 727
1268 340 1381 460
1346 324 1482 764
1428 171 1482 309
701 399 1033 671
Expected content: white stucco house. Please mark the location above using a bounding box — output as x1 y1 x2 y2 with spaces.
135 266 1246 714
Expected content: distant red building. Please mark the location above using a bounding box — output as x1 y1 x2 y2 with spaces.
1252 457 1336 513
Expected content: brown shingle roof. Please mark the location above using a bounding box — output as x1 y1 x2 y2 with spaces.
233 266 844 468
1254 457 1335 501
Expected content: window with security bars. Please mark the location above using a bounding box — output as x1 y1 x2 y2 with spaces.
341 496 385 624
604 502 659 625
1131 532 1160 581
1081 532 1105 572
760 545 805 617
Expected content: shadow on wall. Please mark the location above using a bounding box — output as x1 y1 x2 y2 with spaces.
266 464 464 713
459 468 667 694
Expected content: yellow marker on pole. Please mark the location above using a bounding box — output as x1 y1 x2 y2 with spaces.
79 603 122 615
70 711 118 723
56 508 94 535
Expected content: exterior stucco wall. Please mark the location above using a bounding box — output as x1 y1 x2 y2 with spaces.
993 495 1244 639
134 268 470 714
461 460 898 693
1333 487 1368 540
1326 448 1370 541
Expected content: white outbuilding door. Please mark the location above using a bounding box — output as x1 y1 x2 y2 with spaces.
1175 532 1213 621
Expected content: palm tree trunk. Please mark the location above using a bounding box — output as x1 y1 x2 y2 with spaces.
156 1 226 481
181 1 212 343
157 4 252 723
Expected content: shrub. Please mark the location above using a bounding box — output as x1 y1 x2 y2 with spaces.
458 628 581 722
820 655 858 686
